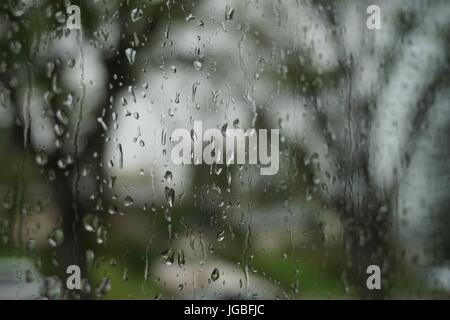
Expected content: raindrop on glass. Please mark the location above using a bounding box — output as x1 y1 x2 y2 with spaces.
130 8 143 22
217 230 225 242
161 248 175 265
211 268 220 281
124 195 134 207
193 60 202 71
125 48 136 65
165 187 175 207
164 171 173 182
47 228 64 248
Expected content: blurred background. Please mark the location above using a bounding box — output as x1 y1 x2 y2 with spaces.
0 0 450 299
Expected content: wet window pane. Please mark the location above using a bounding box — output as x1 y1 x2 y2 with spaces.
0 0 450 300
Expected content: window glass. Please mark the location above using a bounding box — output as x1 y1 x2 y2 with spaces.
0 0 449 299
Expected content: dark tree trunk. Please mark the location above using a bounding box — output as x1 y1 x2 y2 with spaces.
341 189 393 299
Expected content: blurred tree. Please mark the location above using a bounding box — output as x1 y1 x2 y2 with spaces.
0 0 449 300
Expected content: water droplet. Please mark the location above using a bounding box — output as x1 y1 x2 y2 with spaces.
161 128 167 146
161 248 175 265
96 226 108 244
190 129 197 142
68 58 76 68
48 228 64 247
26 239 36 255
25 270 35 283
53 123 64 136
177 249 185 268
56 109 69 125
117 143 124 169
124 195 134 207
130 8 143 22
41 276 63 299
225 6 234 20
36 151 48 166
217 230 225 242
193 60 202 71
10 40 22 54
56 158 67 169
83 214 99 232
192 81 199 101
125 48 136 65
164 171 173 182
9 0 26 17
221 123 228 137
96 276 112 296
108 205 119 215
165 187 175 207
211 268 220 281
3 190 13 210
86 250 95 271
